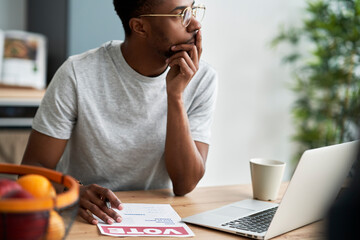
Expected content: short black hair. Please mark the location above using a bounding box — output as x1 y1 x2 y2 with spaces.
113 0 163 36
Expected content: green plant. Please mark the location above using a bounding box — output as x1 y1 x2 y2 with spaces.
272 0 360 164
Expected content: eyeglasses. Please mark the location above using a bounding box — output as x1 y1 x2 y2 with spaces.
139 5 206 27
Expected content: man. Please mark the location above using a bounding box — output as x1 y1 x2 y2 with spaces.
327 141 360 239
21 0 217 225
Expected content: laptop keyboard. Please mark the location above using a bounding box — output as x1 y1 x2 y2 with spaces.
221 207 278 233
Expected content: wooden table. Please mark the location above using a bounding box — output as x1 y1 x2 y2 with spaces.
67 183 325 239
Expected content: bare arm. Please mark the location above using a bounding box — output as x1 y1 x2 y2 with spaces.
21 129 123 225
22 129 68 169
165 30 208 196
165 96 209 195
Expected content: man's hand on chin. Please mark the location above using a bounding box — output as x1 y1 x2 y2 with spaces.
165 30 202 97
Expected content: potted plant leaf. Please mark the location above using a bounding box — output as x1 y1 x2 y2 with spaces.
272 0 360 166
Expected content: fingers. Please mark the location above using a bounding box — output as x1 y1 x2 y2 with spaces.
97 187 123 211
167 50 197 74
171 43 195 52
165 31 202 92
78 208 99 225
170 32 202 70
170 44 199 69
79 184 123 225
195 29 202 59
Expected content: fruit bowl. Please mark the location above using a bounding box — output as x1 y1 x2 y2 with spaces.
0 163 79 240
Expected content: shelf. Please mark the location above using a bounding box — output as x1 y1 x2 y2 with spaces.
0 86 46 128
0 86 46 100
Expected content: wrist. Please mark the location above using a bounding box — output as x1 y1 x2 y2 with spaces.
167 91 183 103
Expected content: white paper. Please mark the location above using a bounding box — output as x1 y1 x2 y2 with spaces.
96 203 194 237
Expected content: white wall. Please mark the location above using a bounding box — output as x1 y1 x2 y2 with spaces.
66 0 307 187
198 0 305 187
0 0 307 187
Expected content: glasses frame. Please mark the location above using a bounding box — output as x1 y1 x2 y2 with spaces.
139 4 206 27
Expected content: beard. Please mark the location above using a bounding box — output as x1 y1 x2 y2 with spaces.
161 34 197 58
163 48 176 58
150 28 197 59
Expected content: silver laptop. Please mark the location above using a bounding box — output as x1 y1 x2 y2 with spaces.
182 141 358 239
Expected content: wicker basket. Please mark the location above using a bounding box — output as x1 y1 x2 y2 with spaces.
0 163 79 240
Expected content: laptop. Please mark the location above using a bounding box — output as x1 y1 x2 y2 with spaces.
182 141 358 239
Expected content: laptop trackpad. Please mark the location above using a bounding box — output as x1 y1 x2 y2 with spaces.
212 206 255 218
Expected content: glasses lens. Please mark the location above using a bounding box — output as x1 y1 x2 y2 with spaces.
182 8 192 26
193 7 205 22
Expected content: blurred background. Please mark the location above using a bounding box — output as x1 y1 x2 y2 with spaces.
1 0 358 187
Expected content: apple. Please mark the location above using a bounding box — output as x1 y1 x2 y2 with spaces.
0 178 22 198
3 187 34 199
0 181 49 240
0 211 49 240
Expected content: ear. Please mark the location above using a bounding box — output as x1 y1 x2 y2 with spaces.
129 18 149 38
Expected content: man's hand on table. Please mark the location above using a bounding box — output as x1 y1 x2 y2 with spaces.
78 184 123 225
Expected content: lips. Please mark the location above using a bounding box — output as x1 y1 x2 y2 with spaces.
186 32 197 45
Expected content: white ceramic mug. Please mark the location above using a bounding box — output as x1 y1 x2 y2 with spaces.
250 158 285 201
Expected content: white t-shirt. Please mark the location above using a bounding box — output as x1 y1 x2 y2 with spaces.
33 41 218 191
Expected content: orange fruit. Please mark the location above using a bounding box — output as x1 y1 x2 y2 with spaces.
43 210 65 240
17 174 56 198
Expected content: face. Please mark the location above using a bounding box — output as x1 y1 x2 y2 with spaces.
143 0 202 59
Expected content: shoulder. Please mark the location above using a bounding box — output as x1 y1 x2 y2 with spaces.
66 40 122 67
198 60 217 78
184 59 218 102
49 41 120 87
192 59 218 90
196 60 218 88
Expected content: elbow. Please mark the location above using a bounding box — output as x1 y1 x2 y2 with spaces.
170 163 206 196
172 175 203 196
173 184 196 196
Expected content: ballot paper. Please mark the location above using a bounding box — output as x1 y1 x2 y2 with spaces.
96 203 195 237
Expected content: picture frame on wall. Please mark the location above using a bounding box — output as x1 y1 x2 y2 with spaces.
0 30 47 89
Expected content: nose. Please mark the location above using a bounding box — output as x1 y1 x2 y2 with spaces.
187 16 201 32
